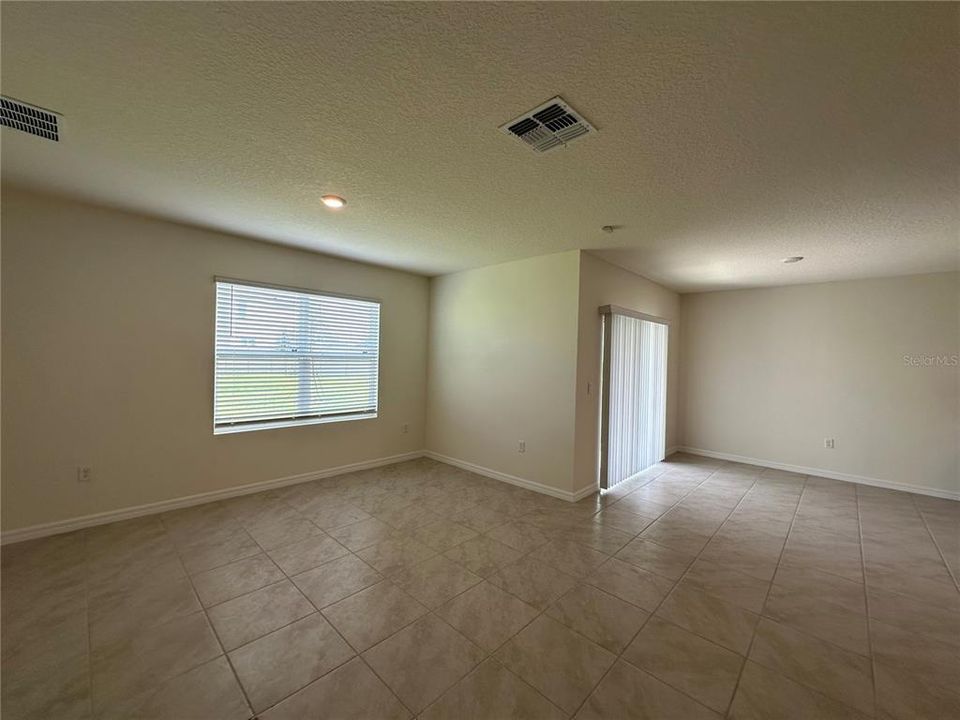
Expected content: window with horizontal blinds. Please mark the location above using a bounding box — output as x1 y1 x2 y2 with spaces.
213 280 380 433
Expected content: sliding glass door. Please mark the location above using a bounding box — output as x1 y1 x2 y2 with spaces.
599 306 669 490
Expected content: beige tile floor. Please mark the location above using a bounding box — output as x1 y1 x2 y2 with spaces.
2 454 958 719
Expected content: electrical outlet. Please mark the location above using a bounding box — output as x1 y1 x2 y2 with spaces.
824 438 835 449
401 423 409 434
77 466 92 483
518 440 526 454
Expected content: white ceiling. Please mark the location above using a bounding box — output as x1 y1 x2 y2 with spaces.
2 3 957 292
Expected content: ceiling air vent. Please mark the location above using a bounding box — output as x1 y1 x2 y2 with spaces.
1 96 60 142
499 96 596 153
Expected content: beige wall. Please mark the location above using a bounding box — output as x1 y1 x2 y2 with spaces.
573 254 681 493
5 189 956 536
680 273 960 496
1 189 429 531
426 251 581 494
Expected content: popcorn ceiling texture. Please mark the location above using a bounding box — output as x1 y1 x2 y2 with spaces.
1 2 956 291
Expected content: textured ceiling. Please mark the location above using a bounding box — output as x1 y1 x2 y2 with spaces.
1 2 957 291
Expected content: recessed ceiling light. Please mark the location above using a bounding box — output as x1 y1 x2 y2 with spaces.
321 195 346 209
782 256 804 264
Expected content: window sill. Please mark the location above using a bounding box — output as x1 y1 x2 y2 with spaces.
214 412 377 435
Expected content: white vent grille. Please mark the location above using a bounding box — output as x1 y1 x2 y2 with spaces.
499 96 596 153
1 96 60 142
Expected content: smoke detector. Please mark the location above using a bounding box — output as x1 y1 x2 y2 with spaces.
500 96 596 153
1 96 60 142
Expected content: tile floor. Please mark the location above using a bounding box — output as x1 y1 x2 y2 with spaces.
2 454 958 719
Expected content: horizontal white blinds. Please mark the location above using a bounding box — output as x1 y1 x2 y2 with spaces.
604 313 668 489
214 280 380 430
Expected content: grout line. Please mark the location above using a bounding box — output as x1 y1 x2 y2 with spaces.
405 543 547 713
565 460 753 719
911 495 960 592
85 520 260 718
411 552 568 717
856 484 880 719
613 469 767 716
240 505 417 717
233 518 415 717
82 532 95 719
733 482 884 716
236 473 538 717
357 654 416 718
159 515 258 719
309 580 417 719
366 477 594 711
35 460 712 720
100 549 255 714
273 483 598 717
721 473 806 717
55 457 934 720
397 518 576 718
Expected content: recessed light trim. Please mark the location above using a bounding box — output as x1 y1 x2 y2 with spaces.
321 195 346 209
782 256 804 264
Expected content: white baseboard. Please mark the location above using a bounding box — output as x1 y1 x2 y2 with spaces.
1 451 425 545
679 447 960 501
570 484 599 502
424 451 593 503
30 444 942 546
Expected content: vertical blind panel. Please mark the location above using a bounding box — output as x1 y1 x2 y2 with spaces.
214 281 380 427
606 314 668 488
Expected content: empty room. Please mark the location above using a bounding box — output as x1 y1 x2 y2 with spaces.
1 3 958 719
